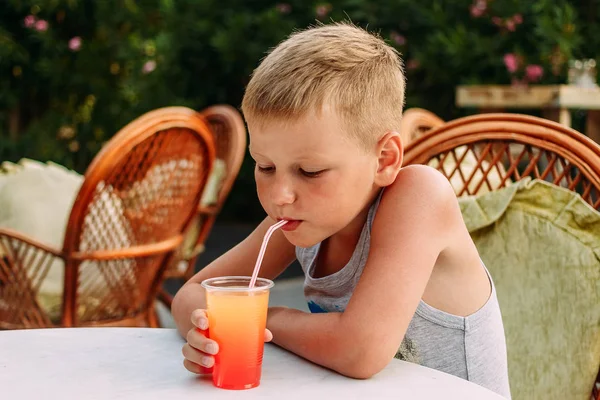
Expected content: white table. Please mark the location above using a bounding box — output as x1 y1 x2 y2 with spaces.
0 328 505 399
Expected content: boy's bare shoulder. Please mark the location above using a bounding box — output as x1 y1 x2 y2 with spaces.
375 164 460 246
385 165 456 211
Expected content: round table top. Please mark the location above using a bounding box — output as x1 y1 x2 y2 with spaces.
0 328 505 399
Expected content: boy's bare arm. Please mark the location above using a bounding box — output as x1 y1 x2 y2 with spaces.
171 216 297 337
267 166 459 378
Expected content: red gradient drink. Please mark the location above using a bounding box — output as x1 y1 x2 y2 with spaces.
201 276 274 390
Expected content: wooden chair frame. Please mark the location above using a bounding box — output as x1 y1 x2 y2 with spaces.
404 113 600 207
399 107 445 146
0 107 215 328
159 105 247 307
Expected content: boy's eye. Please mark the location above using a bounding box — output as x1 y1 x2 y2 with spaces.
256 165 275 174
300 169 325 178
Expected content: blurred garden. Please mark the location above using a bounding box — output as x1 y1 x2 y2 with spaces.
1 0 598 222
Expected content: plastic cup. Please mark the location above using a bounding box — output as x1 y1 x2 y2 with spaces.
201 276 274 390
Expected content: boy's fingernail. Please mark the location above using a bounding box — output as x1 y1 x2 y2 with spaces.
198 318 208 330
206 343 218 354
201 356 213 367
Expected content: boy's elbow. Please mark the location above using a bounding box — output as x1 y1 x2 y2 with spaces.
335 354 390 379
325 315 399 379
332 338 394 379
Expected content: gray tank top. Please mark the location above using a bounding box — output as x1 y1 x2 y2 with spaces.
296 192 512 399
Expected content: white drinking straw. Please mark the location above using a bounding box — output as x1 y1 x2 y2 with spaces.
249 220 289 288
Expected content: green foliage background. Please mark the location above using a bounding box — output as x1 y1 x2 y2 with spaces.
1 0 598 221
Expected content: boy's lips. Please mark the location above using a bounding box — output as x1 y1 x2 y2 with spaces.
279 219 302 231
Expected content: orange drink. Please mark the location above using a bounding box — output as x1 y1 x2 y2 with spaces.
201 276 274 390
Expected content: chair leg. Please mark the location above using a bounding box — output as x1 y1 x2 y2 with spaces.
185 256 198 281
158 288 174 309
157 257 197 309
148 305 161 328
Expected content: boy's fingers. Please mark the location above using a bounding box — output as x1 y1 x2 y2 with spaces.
182 343 215 368
183 358 200 373
190 309 208 330
264 329 273 342
183 358 213 375
185 329 218 354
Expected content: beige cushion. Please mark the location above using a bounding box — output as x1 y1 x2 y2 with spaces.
459 179 600 400
429 146 508 195
0 159 83 305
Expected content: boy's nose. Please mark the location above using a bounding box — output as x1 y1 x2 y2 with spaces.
271 178 296 206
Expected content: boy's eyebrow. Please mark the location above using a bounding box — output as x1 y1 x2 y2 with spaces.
249 147 330 163
248 147 267 159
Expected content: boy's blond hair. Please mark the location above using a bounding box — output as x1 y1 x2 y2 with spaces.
242 22 406 149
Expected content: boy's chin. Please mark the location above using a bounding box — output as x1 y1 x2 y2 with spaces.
282 231 322 249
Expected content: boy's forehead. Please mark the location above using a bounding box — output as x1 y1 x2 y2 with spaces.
248 131 338 156
248 120 354 154
248 107 353 140
246 103 339 130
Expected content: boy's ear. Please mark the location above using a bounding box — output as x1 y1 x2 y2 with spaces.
374 131 403 187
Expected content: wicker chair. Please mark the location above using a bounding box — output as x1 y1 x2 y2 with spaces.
404 113 600 204
0 106 215 328
158 105 247 307
401 108 510 195
399 107 445 145
403 113 600 400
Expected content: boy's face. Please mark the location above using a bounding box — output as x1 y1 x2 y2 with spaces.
248 106 380 247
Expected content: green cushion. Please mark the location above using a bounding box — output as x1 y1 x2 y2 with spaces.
459 179 600 400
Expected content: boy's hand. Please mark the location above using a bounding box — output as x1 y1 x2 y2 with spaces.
182 309 273 374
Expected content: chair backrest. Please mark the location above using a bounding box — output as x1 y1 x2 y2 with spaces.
403 113 600 399
399 107 444 146
163 105 247 281
193 105 246 247
404 113 600 208
200 105 246 208
61 107 215 326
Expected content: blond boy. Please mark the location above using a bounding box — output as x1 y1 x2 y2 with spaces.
172 23 511 399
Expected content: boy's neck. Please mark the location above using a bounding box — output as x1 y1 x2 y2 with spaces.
313 190 380 278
